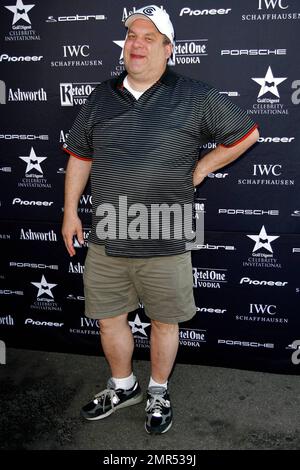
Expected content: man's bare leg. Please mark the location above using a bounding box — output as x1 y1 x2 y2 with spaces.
99 312 134 378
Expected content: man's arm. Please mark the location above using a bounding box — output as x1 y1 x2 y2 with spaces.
62 156 92 257
193 128 259 186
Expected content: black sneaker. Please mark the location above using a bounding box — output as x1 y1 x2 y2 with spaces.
145 386 173 434
81 378 143 420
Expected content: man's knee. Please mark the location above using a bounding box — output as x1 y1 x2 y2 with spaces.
98 312 129 333
151 319 178 333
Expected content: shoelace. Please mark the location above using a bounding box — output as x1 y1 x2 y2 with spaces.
145 394 168 415
93 388 119 411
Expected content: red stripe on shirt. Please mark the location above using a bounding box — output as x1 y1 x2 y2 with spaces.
220 124 259 148
63 147 92 161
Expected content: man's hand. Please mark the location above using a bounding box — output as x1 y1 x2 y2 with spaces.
62 212 84 257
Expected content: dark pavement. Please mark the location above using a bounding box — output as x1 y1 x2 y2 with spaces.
1 347 300 450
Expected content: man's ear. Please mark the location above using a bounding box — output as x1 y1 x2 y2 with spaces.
165 43 173 60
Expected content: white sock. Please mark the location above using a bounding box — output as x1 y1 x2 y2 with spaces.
112 373 136 390
148 376 168 390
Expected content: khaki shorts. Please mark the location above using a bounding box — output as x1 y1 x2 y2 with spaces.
83 243 196 324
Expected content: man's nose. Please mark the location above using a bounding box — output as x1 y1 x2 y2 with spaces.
132 37 145 49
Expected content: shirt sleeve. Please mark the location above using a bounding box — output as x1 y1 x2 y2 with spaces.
200 87 258 147
62 98 93 161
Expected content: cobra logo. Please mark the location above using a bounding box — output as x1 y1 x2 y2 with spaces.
143 6 156 15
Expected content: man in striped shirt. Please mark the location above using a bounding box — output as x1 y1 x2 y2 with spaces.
62 5 259 434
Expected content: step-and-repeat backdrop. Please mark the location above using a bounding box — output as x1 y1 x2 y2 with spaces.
0 0 300 373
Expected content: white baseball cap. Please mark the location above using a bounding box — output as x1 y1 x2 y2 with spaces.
124 5 175 45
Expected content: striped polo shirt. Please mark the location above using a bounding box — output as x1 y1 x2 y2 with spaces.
63 67 257 257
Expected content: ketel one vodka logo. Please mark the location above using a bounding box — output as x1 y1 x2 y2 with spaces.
60 82 98 106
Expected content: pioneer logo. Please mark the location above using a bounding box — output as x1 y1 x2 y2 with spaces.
258 136 294 143
12 198 53 206
179 8 231 16
196 306 226 313
207 171 228 178
0 54 43 62
240 277 288 287
25 318 63 327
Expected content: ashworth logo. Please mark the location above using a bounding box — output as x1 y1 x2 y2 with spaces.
4 0 40 41
121 6 164 22
0 81 47 102
20 228 57 241
248 66 288 116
